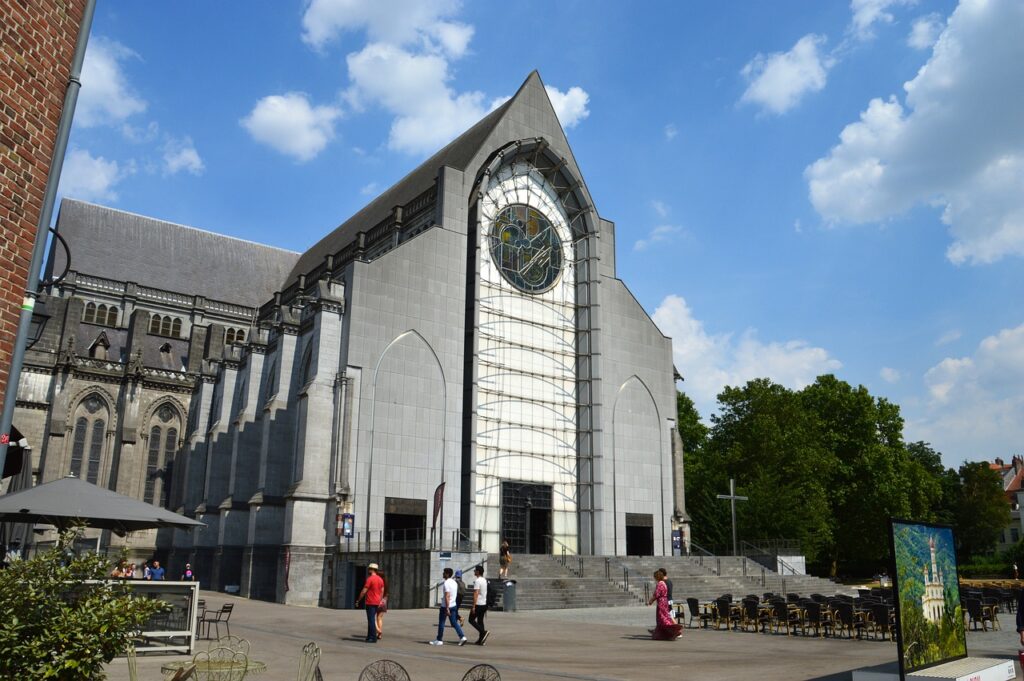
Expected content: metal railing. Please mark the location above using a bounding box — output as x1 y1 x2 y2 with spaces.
338 527 481 553
546 535 583 577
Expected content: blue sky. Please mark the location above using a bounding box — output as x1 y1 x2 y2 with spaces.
57 0 1024 469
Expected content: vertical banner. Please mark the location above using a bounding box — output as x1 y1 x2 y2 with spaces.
432 482 445 530
341 513 354 539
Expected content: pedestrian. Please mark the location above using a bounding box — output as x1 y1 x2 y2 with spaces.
110 560 125 578
149 560 166 581
430 567 467 646
143 561 152 580
648 568 682 640
375 570 389 640
355 563 384 643
499 538 512 579
454 569 467 625
660 566 674 607
181 563 195 581
468 564 490 645
125 562 135 579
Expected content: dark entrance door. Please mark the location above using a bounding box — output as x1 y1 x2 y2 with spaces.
501 482 552 554
625 513 655 556
384 497 426 549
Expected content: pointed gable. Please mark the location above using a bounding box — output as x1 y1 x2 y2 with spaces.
284 71 596 287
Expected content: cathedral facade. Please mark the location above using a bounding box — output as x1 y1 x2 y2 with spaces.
14 73 684 606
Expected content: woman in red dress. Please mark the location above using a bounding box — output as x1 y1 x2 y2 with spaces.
648 568 683 640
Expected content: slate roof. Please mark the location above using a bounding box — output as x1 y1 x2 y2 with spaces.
50 199 300 309
283 79 522 286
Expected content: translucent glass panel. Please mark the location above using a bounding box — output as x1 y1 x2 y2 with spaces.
475 162 578 553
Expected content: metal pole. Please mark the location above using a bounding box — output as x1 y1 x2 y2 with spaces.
0 0 97 477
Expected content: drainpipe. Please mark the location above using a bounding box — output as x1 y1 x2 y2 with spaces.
0 0 97 478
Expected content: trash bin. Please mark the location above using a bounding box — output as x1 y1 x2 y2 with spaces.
502 580 517 612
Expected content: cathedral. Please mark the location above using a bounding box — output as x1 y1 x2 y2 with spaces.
13 72 684 606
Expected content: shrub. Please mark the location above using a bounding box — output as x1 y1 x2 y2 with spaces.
0 529 167 679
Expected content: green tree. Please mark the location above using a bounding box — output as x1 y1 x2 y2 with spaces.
693 379 834 561
676 391 708 455
955 461 1010 557
0 529 167 679
906 441 956 524
799 375 913 576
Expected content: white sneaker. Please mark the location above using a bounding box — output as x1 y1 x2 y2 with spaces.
459 637 468 646
429 640 444 646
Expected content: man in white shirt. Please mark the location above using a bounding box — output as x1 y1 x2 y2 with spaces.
430 567 467 646
468 564 490 645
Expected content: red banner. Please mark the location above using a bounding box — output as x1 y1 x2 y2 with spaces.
431 482 445 530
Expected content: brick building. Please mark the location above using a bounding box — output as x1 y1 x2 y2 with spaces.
0 0 88 393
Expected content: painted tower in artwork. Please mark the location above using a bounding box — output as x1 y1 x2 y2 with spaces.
921 535 946 623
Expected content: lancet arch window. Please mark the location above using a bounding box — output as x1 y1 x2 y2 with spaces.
149 314 183 338
82 302 118 327
144 404 180 508
68 394 108 484
225 327 246 346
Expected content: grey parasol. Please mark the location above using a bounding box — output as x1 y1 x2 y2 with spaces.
0 475 204 535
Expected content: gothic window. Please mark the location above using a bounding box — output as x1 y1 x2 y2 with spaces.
224 327 247 346
69 394 108 484
150 314 183 338
235 329 245 343
84 303 118 327
144 404 179 508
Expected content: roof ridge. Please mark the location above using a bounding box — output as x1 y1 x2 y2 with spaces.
61 198 301 255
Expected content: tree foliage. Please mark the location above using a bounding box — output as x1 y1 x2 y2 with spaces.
679 375 1009 577
0 529 167 679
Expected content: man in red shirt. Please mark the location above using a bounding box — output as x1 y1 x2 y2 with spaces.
356 562 384 642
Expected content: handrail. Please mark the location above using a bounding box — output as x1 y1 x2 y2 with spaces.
545 535 582 576
687 540 715 557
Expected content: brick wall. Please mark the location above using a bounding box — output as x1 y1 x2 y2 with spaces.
0 0 87 395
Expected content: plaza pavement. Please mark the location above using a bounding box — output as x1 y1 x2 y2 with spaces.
106 591 1023 681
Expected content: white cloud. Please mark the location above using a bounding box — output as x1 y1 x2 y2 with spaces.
936 329 962 346
740 34 834 115
652 200 670 219
652 294 842 415
162 136 204 176
544 85 589 129
77 37 147 128
664 123 678 141
806 0 1024 265
634 225 683 251
59 148 129 202
908 322 1024 463
360 182 379 196
240 93 342 162
880 367 902 383
850 0 914 40
301 0 469 57
908 13 944 49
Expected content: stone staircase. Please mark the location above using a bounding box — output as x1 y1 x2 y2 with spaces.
488 553 856 611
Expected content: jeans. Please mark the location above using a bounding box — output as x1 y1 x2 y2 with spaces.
365 604 379 641
436 606 465 641
469 605 488 640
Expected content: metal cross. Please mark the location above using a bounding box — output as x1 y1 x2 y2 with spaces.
716 478 748 557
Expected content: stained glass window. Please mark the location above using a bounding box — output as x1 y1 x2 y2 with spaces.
489 204 563 293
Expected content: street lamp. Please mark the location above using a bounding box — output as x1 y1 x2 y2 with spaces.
25 298 50 349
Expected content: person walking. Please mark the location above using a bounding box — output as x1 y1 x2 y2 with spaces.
454 570 467 626
148 560 166 581
356 563 384 643
430 567 467 646
375 570 389 640
648 568 683 640
468 564 490 645
498 539 512 579
181 563 195 581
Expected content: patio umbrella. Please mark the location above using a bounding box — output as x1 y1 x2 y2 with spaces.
0 475 205 535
